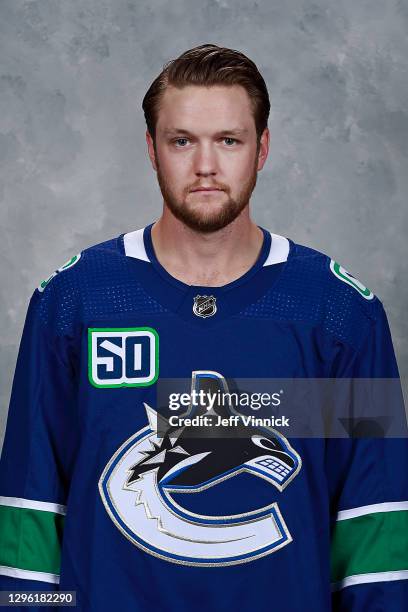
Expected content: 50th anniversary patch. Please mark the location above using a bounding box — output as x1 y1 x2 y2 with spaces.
88 327 159 388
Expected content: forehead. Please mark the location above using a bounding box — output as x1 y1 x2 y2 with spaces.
156 84 255 133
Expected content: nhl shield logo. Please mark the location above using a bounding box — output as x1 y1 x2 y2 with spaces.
193 295 217 318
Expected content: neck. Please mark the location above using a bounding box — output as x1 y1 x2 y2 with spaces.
150 207 264 287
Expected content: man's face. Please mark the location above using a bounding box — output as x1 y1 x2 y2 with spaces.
146 85 269 233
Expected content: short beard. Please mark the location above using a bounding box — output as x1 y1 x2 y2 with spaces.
154 146 259 234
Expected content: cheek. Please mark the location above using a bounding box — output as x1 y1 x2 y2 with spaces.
160 154 191 181
222 146 254 167
160 164 193 196
228 156 255 181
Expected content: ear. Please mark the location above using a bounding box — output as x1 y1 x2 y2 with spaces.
146 130 158 172
257 127 270 171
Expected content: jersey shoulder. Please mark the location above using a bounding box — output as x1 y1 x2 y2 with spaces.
290 240 376 301
30 233 151 336
290 239 384 346
245 233 385 353
36 235 123 294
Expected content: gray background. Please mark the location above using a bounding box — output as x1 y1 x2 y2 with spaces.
1 0 407 446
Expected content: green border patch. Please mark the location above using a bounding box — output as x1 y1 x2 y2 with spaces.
88 327 159 388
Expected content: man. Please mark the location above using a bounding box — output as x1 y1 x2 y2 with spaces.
0 44 407 611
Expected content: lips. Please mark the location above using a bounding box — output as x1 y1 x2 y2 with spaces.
191 187 223 192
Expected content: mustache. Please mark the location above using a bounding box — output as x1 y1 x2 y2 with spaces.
188 184 229 192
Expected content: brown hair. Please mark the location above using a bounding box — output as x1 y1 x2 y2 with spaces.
142 44 270 143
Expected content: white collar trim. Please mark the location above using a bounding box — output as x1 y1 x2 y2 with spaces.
123 228 150 262
263 232 290 266
123 227 289 266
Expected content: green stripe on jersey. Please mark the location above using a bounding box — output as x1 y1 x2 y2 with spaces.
331 509 408 583
0 504 64 575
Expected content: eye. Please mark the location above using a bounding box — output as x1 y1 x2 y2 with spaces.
173 138 189 147
251 435 281 451
223 137 238 146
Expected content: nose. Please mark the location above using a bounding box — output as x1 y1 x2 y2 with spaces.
193 142 218 176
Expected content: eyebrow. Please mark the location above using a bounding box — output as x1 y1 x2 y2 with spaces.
163 128 249 137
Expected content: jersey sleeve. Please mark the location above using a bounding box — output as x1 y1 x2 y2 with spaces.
0 287 80 594
327 299 408 610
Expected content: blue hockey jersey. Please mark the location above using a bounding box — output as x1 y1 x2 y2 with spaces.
0 222 407 611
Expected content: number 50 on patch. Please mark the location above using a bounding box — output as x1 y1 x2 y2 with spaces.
88 327 159 388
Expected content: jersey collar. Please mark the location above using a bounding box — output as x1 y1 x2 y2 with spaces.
123 222 290 292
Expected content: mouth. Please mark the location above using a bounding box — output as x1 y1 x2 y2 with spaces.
190 188 224 193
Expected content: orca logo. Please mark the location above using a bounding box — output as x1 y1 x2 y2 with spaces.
99 371 301 566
